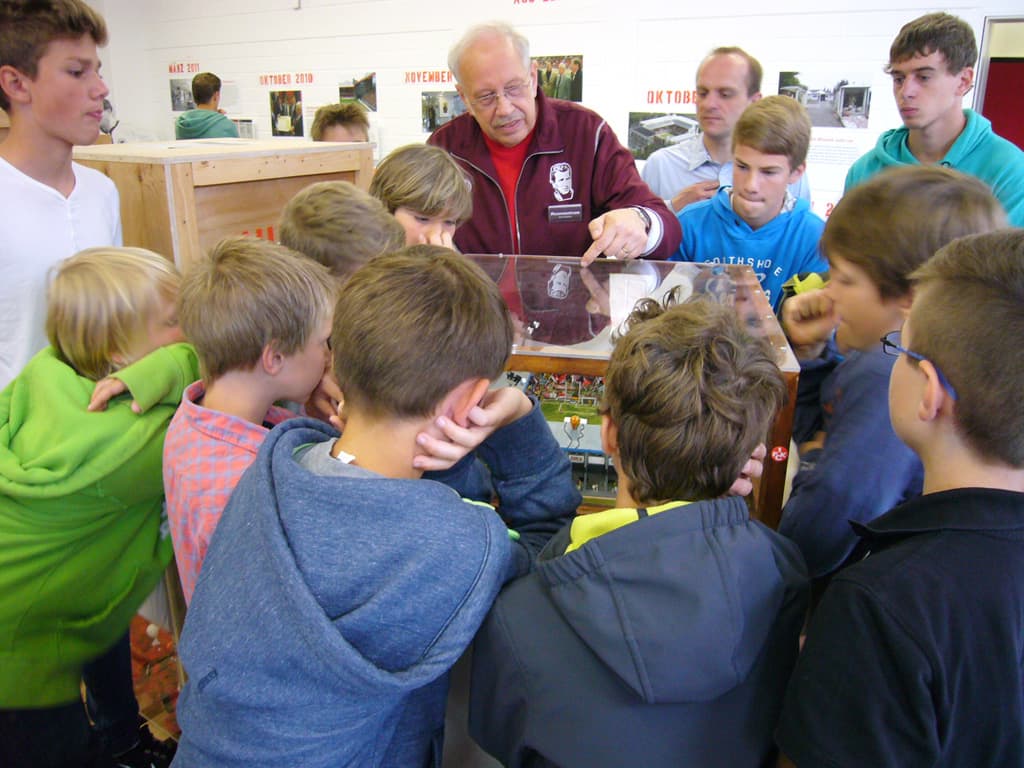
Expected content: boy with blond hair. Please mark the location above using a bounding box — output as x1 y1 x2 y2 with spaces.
778 166 1005 582
0 0 121 388
671 95 826 309
175 246 579 768
469 296 807 767
163 236 336 603
778 230 1024 766
370 143 473 247
311 101 370 142
0 246 195 768
278 179 404 427
278 180 405 283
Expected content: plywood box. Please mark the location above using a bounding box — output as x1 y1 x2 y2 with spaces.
74 138 373 269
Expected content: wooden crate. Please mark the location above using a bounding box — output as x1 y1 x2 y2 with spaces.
73 139 373 269
466 255 799 529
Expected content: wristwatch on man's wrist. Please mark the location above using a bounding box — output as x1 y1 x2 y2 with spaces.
632 206 653 235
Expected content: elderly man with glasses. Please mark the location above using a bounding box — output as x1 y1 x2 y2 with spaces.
429 22 680 267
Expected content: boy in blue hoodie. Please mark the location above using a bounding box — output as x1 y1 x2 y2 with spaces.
174 245 580 768
671 95 826 310
844 13 1024 226
469 296 808 768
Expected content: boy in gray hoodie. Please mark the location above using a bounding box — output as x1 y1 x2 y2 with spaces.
174 245 579 768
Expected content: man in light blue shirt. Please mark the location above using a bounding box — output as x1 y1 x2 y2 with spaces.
643 47 810 214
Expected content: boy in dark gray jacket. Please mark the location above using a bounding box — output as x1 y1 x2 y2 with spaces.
469 296 808 768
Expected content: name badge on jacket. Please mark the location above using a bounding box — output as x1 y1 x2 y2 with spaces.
548 204 583 224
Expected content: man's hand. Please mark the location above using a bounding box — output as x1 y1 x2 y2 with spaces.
88 377 141 414
727 443 767 497
581 208 648 266
413 388 533 472
305 370 345 431
580 266 610 316
670 180 719 213
781 289 837 358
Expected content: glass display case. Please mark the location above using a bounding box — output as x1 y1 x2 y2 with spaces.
465 253 799 528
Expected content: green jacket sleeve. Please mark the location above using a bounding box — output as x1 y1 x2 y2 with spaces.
111 343 199 413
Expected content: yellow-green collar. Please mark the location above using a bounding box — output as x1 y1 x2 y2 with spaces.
565 500 693 553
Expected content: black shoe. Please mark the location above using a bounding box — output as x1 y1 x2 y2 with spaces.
110 725 177 768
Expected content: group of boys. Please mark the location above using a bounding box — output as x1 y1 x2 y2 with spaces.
2 2 1024 768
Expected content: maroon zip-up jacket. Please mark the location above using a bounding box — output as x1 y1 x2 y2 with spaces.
429 90 681 259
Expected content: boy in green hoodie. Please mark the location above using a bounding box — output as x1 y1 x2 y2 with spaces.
174 71 239 139
0 247 198 768
844 12 1024 226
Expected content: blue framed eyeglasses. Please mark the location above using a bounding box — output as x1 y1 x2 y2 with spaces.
880 330 958 401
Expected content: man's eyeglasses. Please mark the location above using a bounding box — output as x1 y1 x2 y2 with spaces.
880 330 958 401
470 80 531 109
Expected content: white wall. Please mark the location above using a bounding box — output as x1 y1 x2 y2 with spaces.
94 0 1022 213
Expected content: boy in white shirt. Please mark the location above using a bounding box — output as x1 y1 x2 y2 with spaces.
0 0 121 388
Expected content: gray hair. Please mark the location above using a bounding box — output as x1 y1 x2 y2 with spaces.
448 21 531 82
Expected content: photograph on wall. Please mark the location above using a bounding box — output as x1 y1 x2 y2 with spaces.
338 72 377 111
169 79 195 112
627 111 699 161
778 72 872 129
270 90 303 136
421 91 466 133
534 55 583 102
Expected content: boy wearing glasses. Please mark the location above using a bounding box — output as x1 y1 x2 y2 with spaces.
777 228 1024 766
777 166 1004 584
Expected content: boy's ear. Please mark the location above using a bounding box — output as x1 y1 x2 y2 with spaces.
447 377 491 427
600 415 619 458
788 162 807 184
956 66 975 96
260 342 285 376
0 65 31 107
899 287 914 317
916 359 952 423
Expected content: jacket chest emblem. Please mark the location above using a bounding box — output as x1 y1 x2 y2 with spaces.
549 162 574 201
